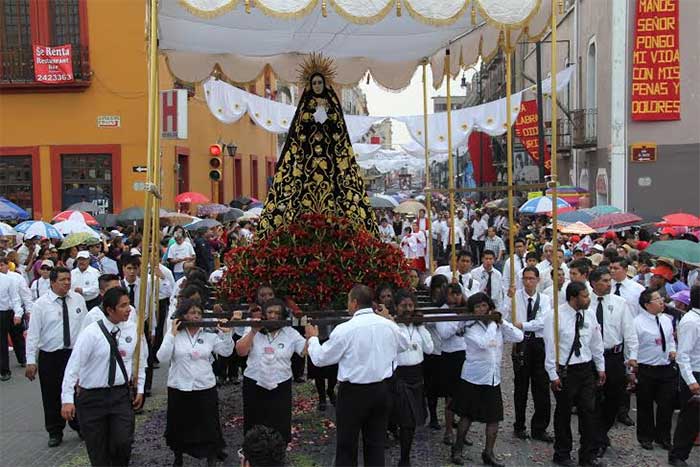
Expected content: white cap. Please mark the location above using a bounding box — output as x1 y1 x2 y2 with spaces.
110 229 124 238
76 251 90 259
41 260 55 268
130 248 142 256
592 244 604 253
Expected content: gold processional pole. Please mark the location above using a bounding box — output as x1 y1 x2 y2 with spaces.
445 50 457 280
504 29 517 323
550 0 561 366
133 0 159 384
421 62 434 276
149 148 161 343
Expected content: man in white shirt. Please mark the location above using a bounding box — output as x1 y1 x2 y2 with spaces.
454 210 467 250
25 266 86 447
472 250 505 310
544 282 605 467
484 227 506 263
305 285 409 467
71 251 101 308
16 236 40 282
60 287 146 466
588 268 639 457
167 231 196 281
426 251 480 298
31 260 53 300
537 243 570 292
378 218 396 243
470 211 488 265
502 237 528 293
504 266 553 442
634 288 677 451
669 285 700 466
0 257 32 368
0 265 23 380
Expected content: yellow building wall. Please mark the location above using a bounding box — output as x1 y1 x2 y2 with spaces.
0 0 276 220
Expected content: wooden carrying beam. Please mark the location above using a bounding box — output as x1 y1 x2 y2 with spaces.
200 306 463 319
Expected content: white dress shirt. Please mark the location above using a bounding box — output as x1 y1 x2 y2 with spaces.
425 266 480 297
26 290 87 365
676 309 700 386
611 277 645 317
242 327 306 390
461 321 523 386
503 289 551 338
167 241 196 274
687 270 699 288
395 324 433 367
471 219 488 241
5 271 33 314
30 277 51 301
157 264 175 300
471 265 505 310
536 260 570 293
157 328 234 391
71 266 101 302
634 311 676 366
82 304 139 332
0 272 22 316
501 255 527 292
61 319 148 403
436 316 468 353
544 303 605 381
379 224 396 243
308 308 409 384
590 292 639 362
543 280 572 305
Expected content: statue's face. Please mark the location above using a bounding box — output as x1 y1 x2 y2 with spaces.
311 75 324 95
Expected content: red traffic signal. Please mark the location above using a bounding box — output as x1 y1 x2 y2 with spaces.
209 144 223 181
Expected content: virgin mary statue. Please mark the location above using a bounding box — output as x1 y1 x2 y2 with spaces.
258 55 378 237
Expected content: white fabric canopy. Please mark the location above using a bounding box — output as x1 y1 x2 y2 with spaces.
161 0 558 89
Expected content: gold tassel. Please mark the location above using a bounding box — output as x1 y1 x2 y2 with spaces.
558 0 564 14
322 0 327 17
245 0 251 14
471 4 476 25
396 0 401 17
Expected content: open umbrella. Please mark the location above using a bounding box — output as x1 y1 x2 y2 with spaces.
660 213 700 228
52 210 99 226
519 196 571 214
67 201 101 213
644 240 700 265
196 203 232 217
394 200 427 216
15 221 63 239
559 221 596 235
185 218 221 231
583 205 622 217
221 208 245 223
557 209 595 224
59 232 98 250
175 192 210 204
369 196 398 209
161 211 195 226
0 222 17 236
116 207 168 225
0 197 30 221
246 207 263 217
588 212 643 229
53 220 100 237
95 213 118 228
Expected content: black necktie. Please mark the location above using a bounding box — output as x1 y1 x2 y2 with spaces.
573 312 583 357
59 296 71 348
527 297 535 321
655 315 667 352
108 327 119 386
485 271 493 297
128 284 135 306
459 274 464 285
614 283 622 296
519 256 525 269
596 296 605 341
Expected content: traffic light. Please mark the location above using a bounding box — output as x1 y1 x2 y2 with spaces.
209 144 223 181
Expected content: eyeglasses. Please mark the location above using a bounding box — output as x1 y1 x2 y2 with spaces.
40 266 53 271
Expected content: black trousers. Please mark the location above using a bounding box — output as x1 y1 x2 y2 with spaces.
553 362 597 463
291 326 305 379
0 310 25 374
670 371 700 461
593 351 626 448
335 380 390 467
512 337 550 434
636 363 676 445
76 385 134 466
38 349 79 435
153 298 169 359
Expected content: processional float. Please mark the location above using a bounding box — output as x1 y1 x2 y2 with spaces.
132 0 568 387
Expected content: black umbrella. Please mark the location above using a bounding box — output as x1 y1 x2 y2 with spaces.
185 218 221 231
221 208 245 223
116 207 168 225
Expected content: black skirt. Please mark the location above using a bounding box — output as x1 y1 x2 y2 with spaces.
449 380 504 423
165 386 225 458
441 350 466 398
243 376 293 442
391 364 427 428
423 353 446 398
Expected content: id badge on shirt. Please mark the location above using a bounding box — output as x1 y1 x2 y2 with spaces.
654 338 663 346
119 348 127 358
263 346 275 360
190 350 201 360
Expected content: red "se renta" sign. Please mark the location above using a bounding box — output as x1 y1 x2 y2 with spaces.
33 44 74 83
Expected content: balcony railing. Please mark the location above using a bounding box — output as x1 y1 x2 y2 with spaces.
1 45 91 90
570 108 597 148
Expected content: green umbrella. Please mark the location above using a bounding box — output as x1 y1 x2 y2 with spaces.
583 205 622 217
644 240 700 265
59 232 97 250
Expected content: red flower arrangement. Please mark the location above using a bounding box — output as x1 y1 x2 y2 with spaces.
219 213 411 308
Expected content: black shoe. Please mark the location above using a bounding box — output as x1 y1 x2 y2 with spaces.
48 434 63 447
514 429 530 440
579 458 606 466
144 389 152 397
443 432 453 446
318 401 327 412
450 448 465 465
482 451 505 467
617 413 635 426
657 441 672 451
19 362 26 368
173 452 184 467
532 432 554 443
640 441 654 450
429 419 441 430
553 458 575 467
327 390 336 406
294 377 305 383
0 373 10 382
668 458 689 467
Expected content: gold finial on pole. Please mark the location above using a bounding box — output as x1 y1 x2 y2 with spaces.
322 0 327 17
396 0 402 17
422 62 434 276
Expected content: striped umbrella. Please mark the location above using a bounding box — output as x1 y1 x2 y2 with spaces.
15 221 64 239
518 196 571 214
0 222 17 236
0 197 29 221
52 210 99 226
53 220 100 237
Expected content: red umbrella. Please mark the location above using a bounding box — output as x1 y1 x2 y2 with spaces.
175 192 210 204
588 212 642 229
52 210 99 226
660 212 700 227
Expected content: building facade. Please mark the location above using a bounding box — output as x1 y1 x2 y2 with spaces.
0 0 277 220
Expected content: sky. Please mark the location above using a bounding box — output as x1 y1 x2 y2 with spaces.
359 64 478 145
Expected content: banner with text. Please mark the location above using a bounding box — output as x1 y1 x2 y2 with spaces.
514 99 551 174
33 44 74 84
631 0 680 121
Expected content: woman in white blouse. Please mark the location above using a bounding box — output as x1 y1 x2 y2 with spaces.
391 289 434 467
450 292 523 467
157 299 234 467
235 298 306 444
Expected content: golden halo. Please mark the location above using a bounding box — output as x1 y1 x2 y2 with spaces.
297 53 337 88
